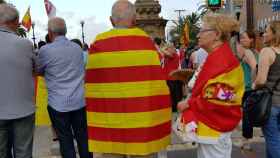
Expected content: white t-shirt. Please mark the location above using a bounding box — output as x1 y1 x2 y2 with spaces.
194 48 208 67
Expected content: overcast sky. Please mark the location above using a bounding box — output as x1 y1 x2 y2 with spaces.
8 0 202 44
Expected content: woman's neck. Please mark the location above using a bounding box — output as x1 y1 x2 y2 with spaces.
206 41 224 53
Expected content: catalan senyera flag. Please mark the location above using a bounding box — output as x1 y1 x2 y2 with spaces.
22 7 32 32
86 28 171 155
34 77 51 125
182 42 244 134
180 22 189 46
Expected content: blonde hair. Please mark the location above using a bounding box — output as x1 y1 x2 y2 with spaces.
269 20 280 47
202 13 239 42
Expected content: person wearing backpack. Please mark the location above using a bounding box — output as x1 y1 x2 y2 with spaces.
254 21 280 158
238 31 258 149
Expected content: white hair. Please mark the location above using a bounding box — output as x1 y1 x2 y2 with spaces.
48 17 67 35
0 4 19 24
111 0 136 21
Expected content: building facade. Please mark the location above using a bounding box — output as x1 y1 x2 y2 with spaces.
239 0 280 31
255 0 280 31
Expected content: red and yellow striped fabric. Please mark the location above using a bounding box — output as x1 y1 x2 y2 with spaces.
86 28 171 155
182 42 244 133
35 76 51 125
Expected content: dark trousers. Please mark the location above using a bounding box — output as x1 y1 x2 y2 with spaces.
47 106 92 158
0 114 35 158
242 91 253 138
7 129 13 158
167 80 183 112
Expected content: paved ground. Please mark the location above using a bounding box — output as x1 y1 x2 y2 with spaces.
33 125 265 158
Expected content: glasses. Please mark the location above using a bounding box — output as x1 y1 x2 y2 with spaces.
199 28 216 33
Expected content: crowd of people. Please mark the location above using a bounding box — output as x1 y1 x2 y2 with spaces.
0 0 280 158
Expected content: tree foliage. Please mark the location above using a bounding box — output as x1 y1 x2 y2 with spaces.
169 12 201 48
17 27 27 38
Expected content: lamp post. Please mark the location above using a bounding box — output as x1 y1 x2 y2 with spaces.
80 20 85 45
174 9 186 20
246 0 254 31
31 22 37 49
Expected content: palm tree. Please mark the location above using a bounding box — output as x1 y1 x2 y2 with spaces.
17 27 27 38
169 12 201 48
198 3 209 18
0 0 6 3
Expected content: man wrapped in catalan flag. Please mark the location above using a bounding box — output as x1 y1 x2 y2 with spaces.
177 13 245 158
85 0 171 157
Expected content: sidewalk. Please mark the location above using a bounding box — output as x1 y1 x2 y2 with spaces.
33 124 265 158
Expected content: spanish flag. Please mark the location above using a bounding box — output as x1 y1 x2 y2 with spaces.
22 7 32 32
182 42 244 133
86 28 171 155
180 22 189 46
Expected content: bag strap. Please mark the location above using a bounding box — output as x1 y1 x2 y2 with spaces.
271 47 280 91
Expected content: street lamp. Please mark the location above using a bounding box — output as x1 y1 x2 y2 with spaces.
80 20 85 45
31 22 37 49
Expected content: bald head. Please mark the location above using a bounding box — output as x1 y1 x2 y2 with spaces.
0 4 19 24
111 0 136 27
48 17 67 36
0 4 19 31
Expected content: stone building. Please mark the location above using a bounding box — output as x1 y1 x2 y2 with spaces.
239 0 280 31
134 0 168 39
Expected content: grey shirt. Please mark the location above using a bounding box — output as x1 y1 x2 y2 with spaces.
265 52 280 107
0 27 35 119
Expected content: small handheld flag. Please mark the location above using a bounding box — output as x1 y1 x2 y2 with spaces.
22 7 32 32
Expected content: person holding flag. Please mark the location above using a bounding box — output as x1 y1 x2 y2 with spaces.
86 0 171 157
177 13 244 158
37 17 92 158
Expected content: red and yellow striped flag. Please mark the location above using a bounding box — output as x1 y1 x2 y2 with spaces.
180 22 189 46
22 7 32 32
86 28 171 155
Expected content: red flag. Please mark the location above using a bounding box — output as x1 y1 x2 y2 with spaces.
180 22 189 46
44 0 56 18
22 7 32 32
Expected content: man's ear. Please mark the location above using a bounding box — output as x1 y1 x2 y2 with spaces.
110 16 115 27
47 30 54 42
131 15 136 27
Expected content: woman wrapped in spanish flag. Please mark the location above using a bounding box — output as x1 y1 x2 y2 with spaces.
177 13 245 158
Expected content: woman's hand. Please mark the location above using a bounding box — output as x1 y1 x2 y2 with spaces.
177 99 189 112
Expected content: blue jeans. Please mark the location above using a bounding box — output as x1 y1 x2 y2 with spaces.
48 106 92 158
262 106 280 158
